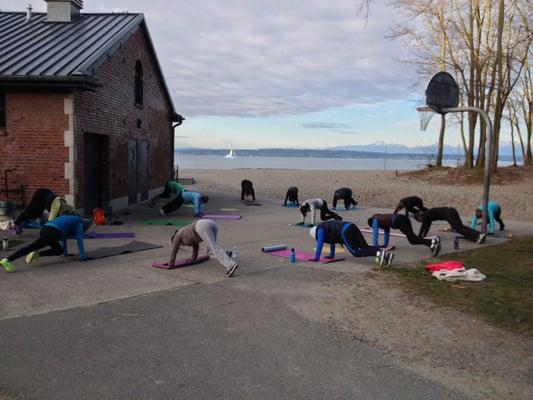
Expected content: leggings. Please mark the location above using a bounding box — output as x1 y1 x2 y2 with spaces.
446 208 480 242
161 194 184 215
7 226 63 262
493 208 505 230
332 195 357 209
341 224 380 257
14 189 55 226
391 214 431 247
194 219 236 271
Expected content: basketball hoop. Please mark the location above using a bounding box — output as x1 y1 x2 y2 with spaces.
417 106 435 131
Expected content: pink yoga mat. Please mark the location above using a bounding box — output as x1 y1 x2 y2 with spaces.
202 214 242 220
266 249 345 264
152 255 210 269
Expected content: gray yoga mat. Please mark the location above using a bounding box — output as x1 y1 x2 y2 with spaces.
83 241 163 260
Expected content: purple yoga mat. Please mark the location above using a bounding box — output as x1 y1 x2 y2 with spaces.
266 249 345 264
152 255 210 269
85 231 136 239
201 214 242 220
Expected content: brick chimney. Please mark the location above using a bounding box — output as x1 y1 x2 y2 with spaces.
45 0 83 22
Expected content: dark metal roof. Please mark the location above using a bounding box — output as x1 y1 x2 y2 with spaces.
0 11 179 119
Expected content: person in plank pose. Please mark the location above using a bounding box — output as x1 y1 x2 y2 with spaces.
180 191 209 218
240 179 256 201
309 220 394 267
283 186 299 206
332 187 358 210
1 215 89 273
152 180 185 216
298 198 342 227
169 219 239 277
415 207 486 244
368 213 441 256
393 196 427 216
470 201 504 234
7 188 78 235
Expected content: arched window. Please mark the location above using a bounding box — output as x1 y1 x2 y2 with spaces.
135 61 143 106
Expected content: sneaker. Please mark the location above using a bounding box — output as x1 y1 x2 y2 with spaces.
226 263 239 277
0 258 15 273
7 221 22 236
384 251 394 267
159 208 165 217
375 251 386 267
431 237 442 257
476 233 487 244
26 250 41 264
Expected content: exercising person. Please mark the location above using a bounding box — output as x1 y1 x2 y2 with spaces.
1 215 89 273
153 181 185 216
415 207 486 244
332 187 358 210
283 186 299 206
241 179 256 201
181 191 209 218
169 219 238 277
393 196 427 216
470 201 504 234
368 213 441 256
309 220 394 267
298 198 342 226
8 188 78 235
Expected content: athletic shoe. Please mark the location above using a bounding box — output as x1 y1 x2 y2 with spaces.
477 233 487 244
194 213 204 218
7 221 22 236
226 263 239 277
431 237 442 257
25 250 41 264
384 251 394 267
375 251 386 267
159 208 165 217
0 258 15 273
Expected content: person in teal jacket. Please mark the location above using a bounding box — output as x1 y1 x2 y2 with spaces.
470 201 505 234
1 216 89 273
181 191 209 217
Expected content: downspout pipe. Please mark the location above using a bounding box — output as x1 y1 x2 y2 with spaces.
171 114 185 180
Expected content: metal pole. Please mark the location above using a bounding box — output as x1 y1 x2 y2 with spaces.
442 106 492 234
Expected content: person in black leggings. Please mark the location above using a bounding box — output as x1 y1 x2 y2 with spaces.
414 207 485 243
368 213 441 256
283 186 299 206
8 188 56 234
393 196 427 216
332 187 358 210
241 180 256 201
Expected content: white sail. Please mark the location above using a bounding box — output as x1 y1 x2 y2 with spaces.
225 147 236 159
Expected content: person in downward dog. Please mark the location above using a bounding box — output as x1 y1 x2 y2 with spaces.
368 213 441 256
309 220 393 267
393 196 428 216
415 207 486 244
169 219 238 277
283 186 299 206
332 187 358 210
240 179 256 201
298 198 341 226
470 201 504 234
153 180 185 216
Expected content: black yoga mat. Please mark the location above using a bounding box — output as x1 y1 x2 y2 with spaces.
83 241 163 260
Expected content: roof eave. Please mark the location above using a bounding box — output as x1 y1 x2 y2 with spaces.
0 75 99 90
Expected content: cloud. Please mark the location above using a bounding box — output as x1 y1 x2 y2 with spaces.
2 0 412 118
302 122 358 135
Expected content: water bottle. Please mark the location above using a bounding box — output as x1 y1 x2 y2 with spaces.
289 248 296 263
2 237 8 251
453 237 459 250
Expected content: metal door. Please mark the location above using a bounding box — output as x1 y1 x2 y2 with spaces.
84 133 104 215
140 141 149 201
128 139 137 205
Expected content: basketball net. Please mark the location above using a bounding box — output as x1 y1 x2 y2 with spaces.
417 106 435 131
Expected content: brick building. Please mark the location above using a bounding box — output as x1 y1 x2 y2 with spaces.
0 0 183 214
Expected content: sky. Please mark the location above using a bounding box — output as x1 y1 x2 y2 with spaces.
1 0 481 149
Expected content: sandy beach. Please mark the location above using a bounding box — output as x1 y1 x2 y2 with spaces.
182 168 533 222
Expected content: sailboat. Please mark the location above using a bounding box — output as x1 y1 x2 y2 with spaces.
224 145 237 159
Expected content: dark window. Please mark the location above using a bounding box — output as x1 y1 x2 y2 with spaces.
0 93 5 129
135 61 143 106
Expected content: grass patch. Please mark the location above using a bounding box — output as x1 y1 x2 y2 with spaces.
391 236 533 336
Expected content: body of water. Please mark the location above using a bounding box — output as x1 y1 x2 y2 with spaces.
174 154 500 170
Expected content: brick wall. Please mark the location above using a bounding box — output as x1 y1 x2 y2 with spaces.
75 27 174 210
0 92 69 204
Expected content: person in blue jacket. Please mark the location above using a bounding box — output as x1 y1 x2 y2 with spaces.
181 191 209 218
1 216 89 273
470 201 504 234
309 220 394 267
